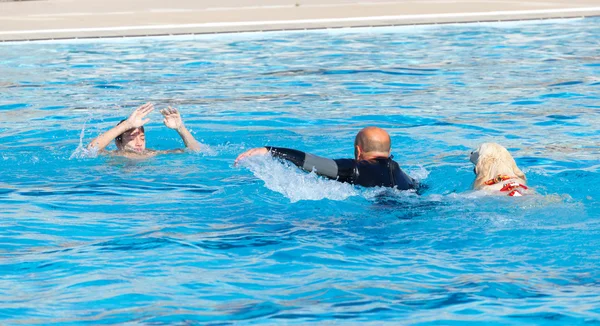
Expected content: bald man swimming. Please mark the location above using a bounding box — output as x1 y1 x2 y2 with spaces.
235 127 417 189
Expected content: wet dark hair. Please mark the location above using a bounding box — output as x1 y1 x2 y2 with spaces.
115 119 144 143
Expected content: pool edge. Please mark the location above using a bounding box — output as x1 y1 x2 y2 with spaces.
1 6 599 43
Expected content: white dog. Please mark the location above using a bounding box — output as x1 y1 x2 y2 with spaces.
470 142 529 196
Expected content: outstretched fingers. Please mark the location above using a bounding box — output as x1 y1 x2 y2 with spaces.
135 102 151 114
235 151 253 165
160 107 179 117
234 147 269 165
139 103 155 117
234 155 244 166
127 103 154 128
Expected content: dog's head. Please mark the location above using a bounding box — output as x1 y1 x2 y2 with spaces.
470 142 526 190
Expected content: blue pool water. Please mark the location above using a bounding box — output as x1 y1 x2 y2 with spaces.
1 18 599 324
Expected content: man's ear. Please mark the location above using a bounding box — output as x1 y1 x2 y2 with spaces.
355 145 362 160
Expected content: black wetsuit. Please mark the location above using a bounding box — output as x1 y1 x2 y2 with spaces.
266 147 416 190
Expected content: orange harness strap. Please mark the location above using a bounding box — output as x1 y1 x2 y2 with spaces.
483 175 513 186
484 175 528 196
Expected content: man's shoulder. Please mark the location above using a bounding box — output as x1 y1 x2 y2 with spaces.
333 158 356 167
389 158 401 168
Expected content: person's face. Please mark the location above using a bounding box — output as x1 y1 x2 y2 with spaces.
119 128 146 152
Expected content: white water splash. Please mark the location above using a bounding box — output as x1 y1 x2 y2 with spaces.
239 156 359 203
198 143 218 156
408 165 430 182
210 142 247 156
69 124 99 159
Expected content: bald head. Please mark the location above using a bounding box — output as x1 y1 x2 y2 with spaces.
354 127 391 160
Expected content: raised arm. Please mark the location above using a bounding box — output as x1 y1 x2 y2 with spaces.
88 102 154 151
161 107 201 152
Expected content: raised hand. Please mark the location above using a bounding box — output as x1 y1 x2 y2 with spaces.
161 107 183 130
234 147 269 165
87 102 154 151
126 102 154 128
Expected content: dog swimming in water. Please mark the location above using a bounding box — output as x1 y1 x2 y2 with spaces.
470 142 530 196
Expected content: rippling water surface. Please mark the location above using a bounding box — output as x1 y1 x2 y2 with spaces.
1 18 599 324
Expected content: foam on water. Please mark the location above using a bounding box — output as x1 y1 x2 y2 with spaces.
239 155 359 202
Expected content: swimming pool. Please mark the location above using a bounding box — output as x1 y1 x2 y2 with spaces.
1 17 599 324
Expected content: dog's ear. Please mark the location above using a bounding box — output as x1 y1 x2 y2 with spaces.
473 155 495 189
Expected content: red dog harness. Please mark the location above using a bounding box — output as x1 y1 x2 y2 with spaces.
484 174 528 196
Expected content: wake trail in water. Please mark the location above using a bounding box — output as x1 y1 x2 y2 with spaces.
239 156 359 202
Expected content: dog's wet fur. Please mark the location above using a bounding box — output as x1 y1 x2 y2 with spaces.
470 143 528 193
